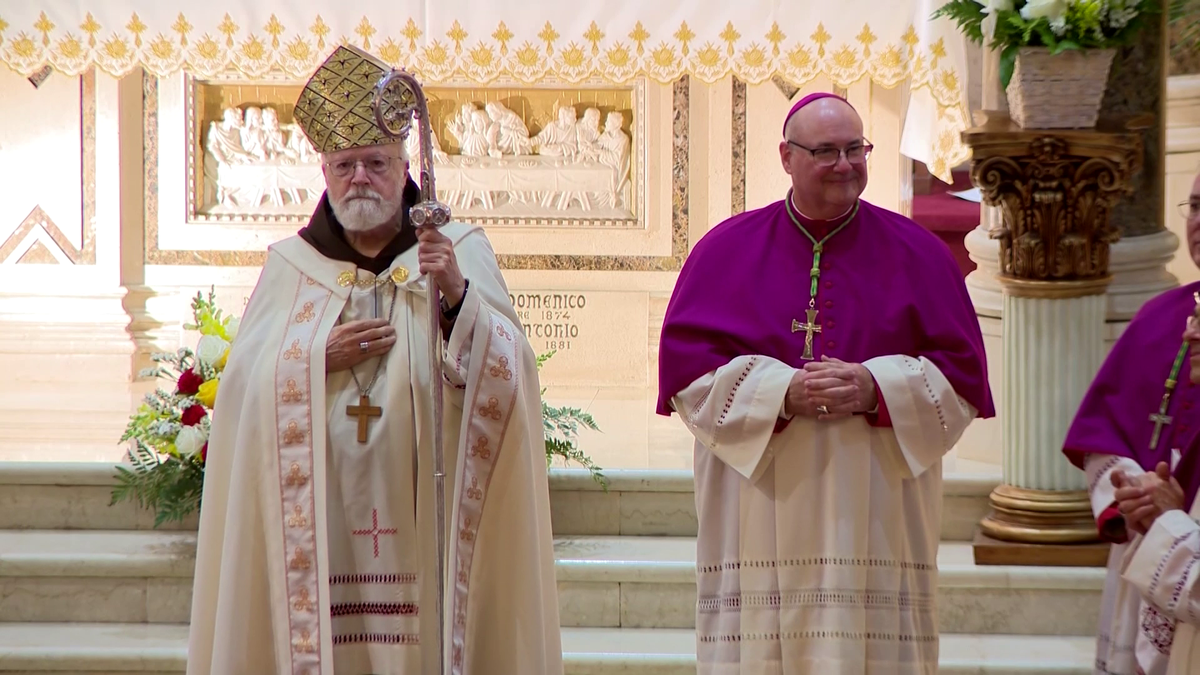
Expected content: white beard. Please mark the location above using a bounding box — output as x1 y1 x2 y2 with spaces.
330 187 404 232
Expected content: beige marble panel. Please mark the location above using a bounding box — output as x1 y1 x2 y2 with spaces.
0 577 147 622
744 79 800 211
0 483 197 531
847 80 907 215
941 493 993 542
1167 150 1200 286
0 484 140 530
618 491 697 537
0 622 188 670
549 490 622 536
954 314 1004 467
620 582 695 629
939 588 1101 637
146 577 194 623
557 581 621 628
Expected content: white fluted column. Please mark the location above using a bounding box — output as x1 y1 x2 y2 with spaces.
1001 290 1107 491
978 278 1112 544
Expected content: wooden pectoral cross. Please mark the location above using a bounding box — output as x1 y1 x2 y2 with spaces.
791 308 822 361
346 394 382 443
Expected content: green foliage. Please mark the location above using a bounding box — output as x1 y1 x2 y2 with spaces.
538 350 608 490
1171 0 1200 61
111 442 205 528
932 0 1158 87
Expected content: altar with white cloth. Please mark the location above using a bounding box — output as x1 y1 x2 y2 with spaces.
0 0 974 470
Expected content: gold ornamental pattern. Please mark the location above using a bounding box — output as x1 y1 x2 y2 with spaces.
292 44 395 153
0 8 972 179
963 114 1146 283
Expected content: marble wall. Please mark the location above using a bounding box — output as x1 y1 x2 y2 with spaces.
1166 74 1200 286
0 65 914 467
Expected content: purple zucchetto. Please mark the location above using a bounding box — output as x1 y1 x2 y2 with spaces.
781 92 856 136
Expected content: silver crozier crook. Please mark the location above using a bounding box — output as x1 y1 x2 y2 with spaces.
370 70 453 674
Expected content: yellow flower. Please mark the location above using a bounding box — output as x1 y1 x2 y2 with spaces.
214 347 229 371
196 379 219 408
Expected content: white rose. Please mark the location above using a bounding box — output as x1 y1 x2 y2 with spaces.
175 424 208 457
1021 0 1069 21
196 334 230 368
225 317 240 342
975 0 1015 13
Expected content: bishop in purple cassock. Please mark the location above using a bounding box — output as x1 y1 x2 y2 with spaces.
656 93 994 674
1062 170 1200 675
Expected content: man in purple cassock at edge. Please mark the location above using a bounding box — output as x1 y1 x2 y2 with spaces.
1062 168 1200 675
655 92 995 674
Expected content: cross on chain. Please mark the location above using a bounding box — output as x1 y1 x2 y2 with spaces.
791 308 822 361
1149 409 1173 450
352 508 397 558
346 394 382 443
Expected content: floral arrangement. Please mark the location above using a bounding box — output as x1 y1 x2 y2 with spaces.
111 290 236 527
113 292 606 527
932 0 1156 87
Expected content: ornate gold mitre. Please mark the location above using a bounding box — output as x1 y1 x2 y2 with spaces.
293 45 405 154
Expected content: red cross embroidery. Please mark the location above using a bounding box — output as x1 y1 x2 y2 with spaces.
352 508 397 558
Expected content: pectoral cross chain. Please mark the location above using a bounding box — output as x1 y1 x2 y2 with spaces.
784 194 859 362
346 394 382 443
791 308 822 361
1147 341 1190 451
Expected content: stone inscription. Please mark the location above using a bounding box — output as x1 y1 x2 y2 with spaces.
509 292 586 353
508 290 647 387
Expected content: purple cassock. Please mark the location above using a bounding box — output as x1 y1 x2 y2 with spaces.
1064 281 1200 510
655 196 996 419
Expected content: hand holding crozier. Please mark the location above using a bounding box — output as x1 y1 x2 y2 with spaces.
417 226 466 308
326 318 396 373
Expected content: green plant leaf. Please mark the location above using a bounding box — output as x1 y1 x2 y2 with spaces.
999 44 1020 90
1051 40 1081 54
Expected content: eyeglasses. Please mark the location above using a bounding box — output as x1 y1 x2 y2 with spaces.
324 155 403 179
786 139 873 167
1179 199 1200 221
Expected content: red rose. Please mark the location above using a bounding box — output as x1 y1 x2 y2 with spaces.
199 442 208 463
181 404 207 427
176 369 203 396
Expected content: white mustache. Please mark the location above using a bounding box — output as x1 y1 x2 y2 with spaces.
344 189 382 202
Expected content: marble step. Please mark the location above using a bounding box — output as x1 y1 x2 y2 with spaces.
0 623 1094 673
0 530 1103 636
0 463 998 540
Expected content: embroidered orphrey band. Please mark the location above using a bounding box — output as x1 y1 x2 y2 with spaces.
448 313 521 674
275 273 333 673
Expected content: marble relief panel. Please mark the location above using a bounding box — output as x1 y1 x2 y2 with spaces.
145 70 659 265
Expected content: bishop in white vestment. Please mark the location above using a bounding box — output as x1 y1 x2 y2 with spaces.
187 46 562 675
1117 287 1200 675
1062 169 1200 675
656 93 994 674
